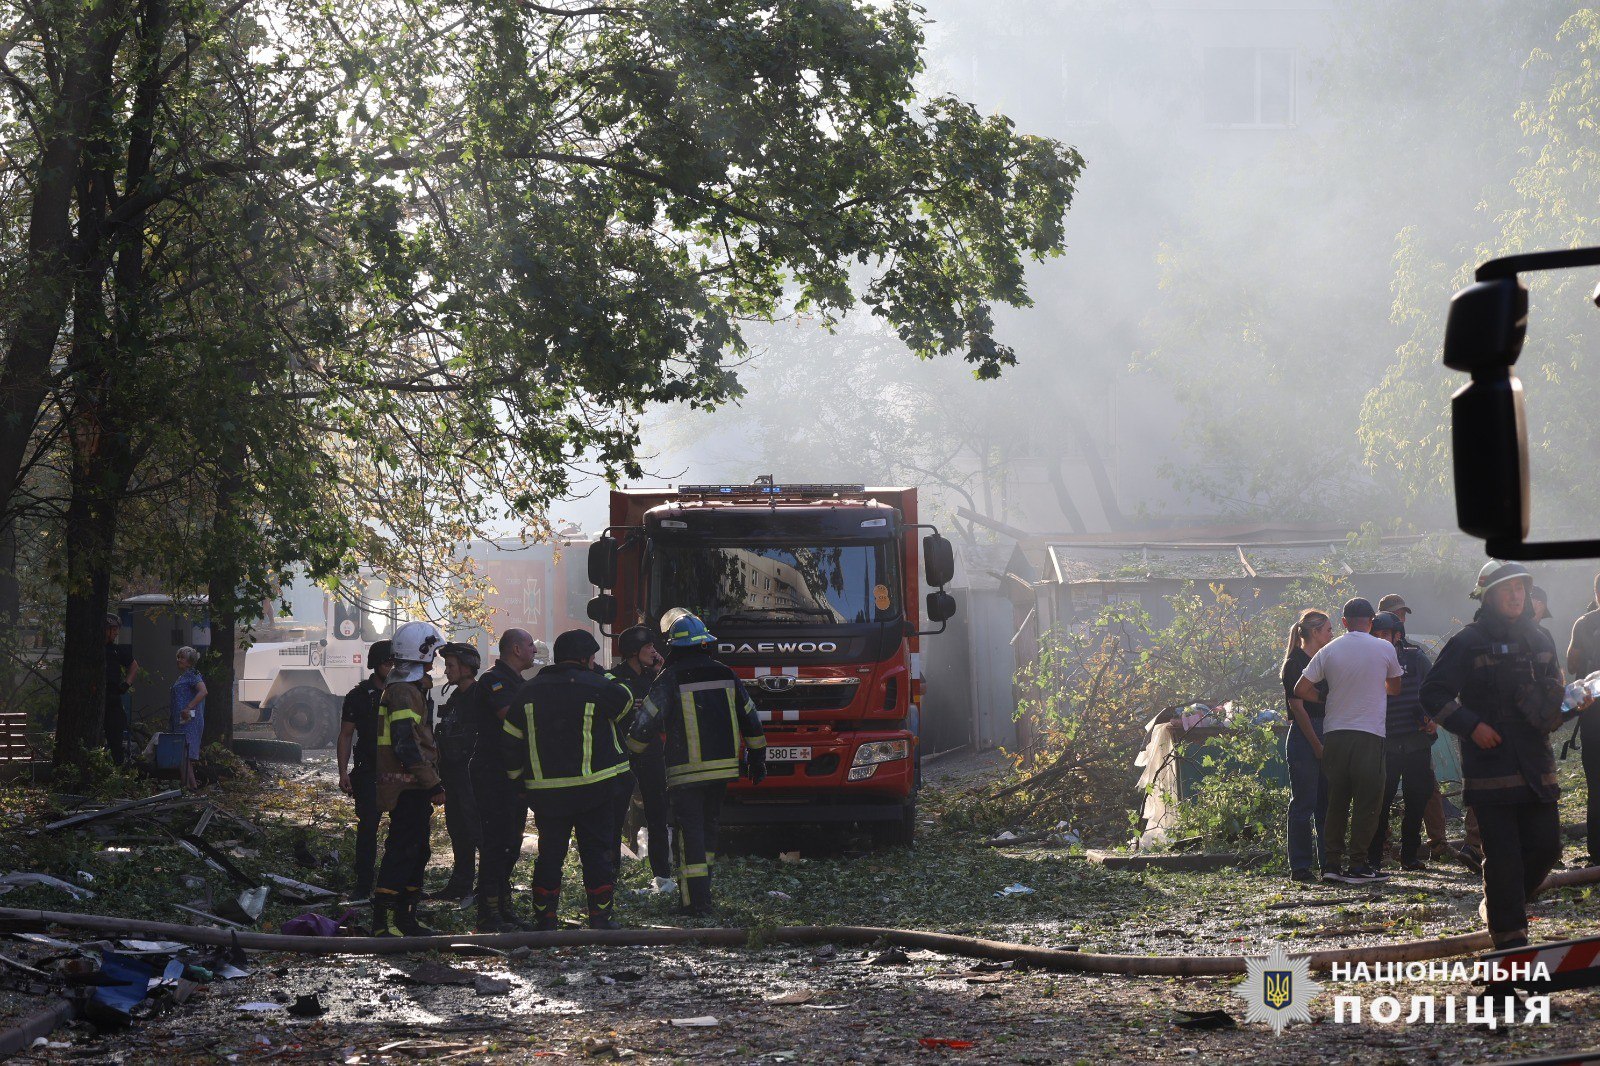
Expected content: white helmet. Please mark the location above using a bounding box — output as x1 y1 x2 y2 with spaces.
530 639 551 666
389 620 444 683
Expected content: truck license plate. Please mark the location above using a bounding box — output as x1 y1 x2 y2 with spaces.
766 746 812 763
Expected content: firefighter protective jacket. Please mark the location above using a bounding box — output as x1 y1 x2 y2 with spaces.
500 662 634 791
1421 606 1565 806
376 680 443 812
627 649 766 787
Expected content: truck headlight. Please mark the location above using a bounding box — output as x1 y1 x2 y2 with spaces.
850 740 908 768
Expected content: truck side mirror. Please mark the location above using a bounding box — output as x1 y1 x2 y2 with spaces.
923 534 955 589
586 593 616 625
587 536 618 589
1451 372 1528 543
926 590 957 624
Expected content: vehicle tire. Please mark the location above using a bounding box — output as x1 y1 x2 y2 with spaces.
231 738 303 764
873 798 917 849
272 686 339 749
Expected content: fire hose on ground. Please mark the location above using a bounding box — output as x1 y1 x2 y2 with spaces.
4 867 1598 974
2 865 1598 1057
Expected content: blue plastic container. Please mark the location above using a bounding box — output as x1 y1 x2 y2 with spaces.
154 732 185 770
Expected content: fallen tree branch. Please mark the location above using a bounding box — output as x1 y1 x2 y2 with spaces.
0 907 1503 975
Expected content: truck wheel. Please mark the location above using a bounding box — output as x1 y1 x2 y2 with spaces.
873 799 917 849
272 686 339 749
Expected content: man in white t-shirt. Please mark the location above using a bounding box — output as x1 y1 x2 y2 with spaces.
1295 597 1403 883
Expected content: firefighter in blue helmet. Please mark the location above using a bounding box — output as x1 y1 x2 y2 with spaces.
627 609 766 917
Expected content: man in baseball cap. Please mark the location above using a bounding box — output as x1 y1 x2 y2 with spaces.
1294 595 1404 882
1377 594 1412 621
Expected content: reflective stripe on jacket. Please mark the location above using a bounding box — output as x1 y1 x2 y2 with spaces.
628 650 766 787
501 662 634 791
376 680 442 811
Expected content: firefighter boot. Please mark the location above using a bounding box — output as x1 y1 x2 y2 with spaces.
587 884 619 930
372 889 406 938
475 894 515 934
676 863 713 918
497 883 532 932
531 885 560 932
395 889 438 937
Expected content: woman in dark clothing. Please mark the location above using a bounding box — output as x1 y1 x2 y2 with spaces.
1282 609 1333 881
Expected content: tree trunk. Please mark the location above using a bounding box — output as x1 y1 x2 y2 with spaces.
204 448 247 750
0 1 124 524
1045 455 1088 535
54 470 121 765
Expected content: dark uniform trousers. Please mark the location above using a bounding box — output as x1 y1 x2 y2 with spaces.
1369 738 1436 867
607 769 637 876
531 779 618 919
437 741 479 888
472 756 527 896
376 789 433 895
670 781 727 911
350 770 381 896
1583 705 1600 861
1477 800 1562 947
622 749 672 879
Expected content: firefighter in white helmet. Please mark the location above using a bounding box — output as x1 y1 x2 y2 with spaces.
373 620 447 937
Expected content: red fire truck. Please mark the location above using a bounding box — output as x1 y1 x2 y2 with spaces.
586 481 957 846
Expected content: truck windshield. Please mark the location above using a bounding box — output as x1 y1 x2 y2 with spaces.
650 541 899 626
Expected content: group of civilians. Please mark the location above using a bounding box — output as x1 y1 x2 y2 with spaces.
1279 562 1600 953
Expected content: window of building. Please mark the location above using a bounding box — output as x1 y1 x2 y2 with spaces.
1203 47 1296 128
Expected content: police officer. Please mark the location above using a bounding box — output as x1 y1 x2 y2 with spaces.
337 639 392 899
501 629 635 930
1421 561 1586 953
609 625 673 892
628 609 766 917
470 628 541 932
434 643 482 899
373 621 447 937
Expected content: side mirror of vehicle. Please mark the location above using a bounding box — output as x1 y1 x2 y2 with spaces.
587 536 618 589
586 593 616 625
926 590 957 624
923 534 955 589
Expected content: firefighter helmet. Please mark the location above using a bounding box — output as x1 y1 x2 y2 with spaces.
531 639 551 666
389 620 444 683
661 608 716 647
439 641 480 674
1469 560 1532 600
618 625 655 658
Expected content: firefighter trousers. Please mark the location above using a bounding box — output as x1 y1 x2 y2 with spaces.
350 769 381 897
437 750 479 889
1474 799 1561 948
669 780 727 912
530 780 618 921
620 748 672 879
376 789 433 896
471 758 527 897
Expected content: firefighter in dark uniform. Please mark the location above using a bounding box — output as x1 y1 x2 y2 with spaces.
434 643 482 899
501 629 635 930
1421 561 1590 955
373 621 447 937
337 639 392 899
608 625 673 892
470 628 541 932
627 609 766 917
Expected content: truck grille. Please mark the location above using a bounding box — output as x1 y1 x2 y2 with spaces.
277 644 311 659
748 677 860 715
